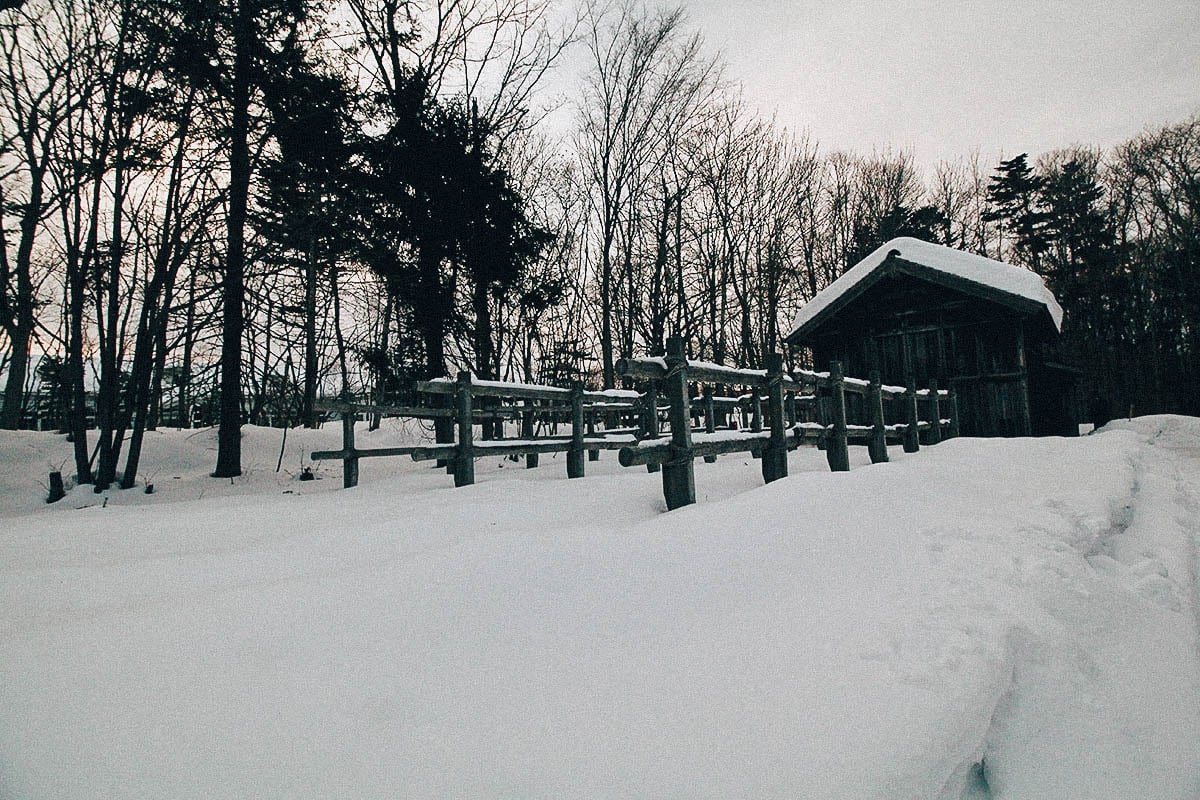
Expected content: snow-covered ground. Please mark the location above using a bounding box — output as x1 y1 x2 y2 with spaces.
1 417 1198 798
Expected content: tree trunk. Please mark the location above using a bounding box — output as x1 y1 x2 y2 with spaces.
214 0 252 478
93 155 128 490
415 250 448 377
331 262 349 394
0 163 45 430
473 278 494 380
178 266 196 428
302 231 318 426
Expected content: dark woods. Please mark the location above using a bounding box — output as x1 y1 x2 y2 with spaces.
0 0 1196 485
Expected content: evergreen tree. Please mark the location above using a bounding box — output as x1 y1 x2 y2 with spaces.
352 74 552 381
847 201 947 265
984 153 1050 269
146 0 328 477
255 31 356 426
1039 157 1117 326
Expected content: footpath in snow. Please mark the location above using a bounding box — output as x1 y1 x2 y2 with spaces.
0 417 1198 799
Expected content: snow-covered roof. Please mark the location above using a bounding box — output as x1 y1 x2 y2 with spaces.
788 237 1064 339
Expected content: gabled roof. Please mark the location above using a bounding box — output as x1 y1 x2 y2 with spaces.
787 237 1064 341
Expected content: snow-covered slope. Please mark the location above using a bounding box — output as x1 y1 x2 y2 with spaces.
1 420 1198 798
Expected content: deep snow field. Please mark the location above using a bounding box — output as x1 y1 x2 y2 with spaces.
1 416 1198 799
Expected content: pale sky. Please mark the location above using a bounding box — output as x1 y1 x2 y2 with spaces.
604 0 1200 166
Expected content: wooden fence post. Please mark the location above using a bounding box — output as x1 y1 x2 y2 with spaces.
815 392 828 451
762 352 788 483
522 399 539 469
903 379 920 453
948 388 961 438
342 412 359 488
587 410 600 461
826 360 850 472
868 369 888 464
662 336 695 509
643 381 661 473
454 372 475 487
785 390 797 427
702 387 717 463
926 379 942 445
568 381 585 479
47 471 65 503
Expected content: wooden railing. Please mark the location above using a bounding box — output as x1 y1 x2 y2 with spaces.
312 339 958 509
311 378 646 488
616 340 793 509
616 336 957 509
408 374 642 487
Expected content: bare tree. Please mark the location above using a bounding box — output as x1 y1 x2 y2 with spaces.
0 0 88 428
575 2 716 386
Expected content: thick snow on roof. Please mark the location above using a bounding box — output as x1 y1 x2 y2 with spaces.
789 237 1064 337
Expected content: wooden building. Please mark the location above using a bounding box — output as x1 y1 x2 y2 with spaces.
785 237 1080 437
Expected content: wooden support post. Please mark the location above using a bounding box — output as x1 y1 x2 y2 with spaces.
454 372 474 487
815 393 828 451
567 381 585 479
493 407 504 440
662 336 695 509
926 379 942 445
47 471 65 503
762 352 788 483
868 369 889 464
826 360 850 472
903 380 920 454
587 411 600 461
785 390 797 427
948 388 961 438
522 400 538 468
702 387 717 463
644 381 661 474
1016 320 1032 436
342 412 359 488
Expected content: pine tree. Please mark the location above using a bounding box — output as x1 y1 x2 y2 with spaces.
352 77 552 381
983 153 1050 269
1040 157 1116 324
847 201 948 266
146 0 328 477
256 32 356 426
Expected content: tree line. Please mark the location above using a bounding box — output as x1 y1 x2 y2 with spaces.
0 0 1197 486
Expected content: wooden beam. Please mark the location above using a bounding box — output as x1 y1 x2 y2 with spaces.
454 372 474 487
661 337 695 509
826 360 850 472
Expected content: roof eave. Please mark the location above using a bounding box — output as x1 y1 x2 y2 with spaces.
785 254 900 344
787 256 1059 344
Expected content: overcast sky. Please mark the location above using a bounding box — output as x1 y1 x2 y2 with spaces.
631 0 1200 166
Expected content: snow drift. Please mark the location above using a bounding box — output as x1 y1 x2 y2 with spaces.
1 418 1198 798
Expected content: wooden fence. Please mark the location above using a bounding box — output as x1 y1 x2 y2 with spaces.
311 336 957 509
616 336 956 509
310 377 644 488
